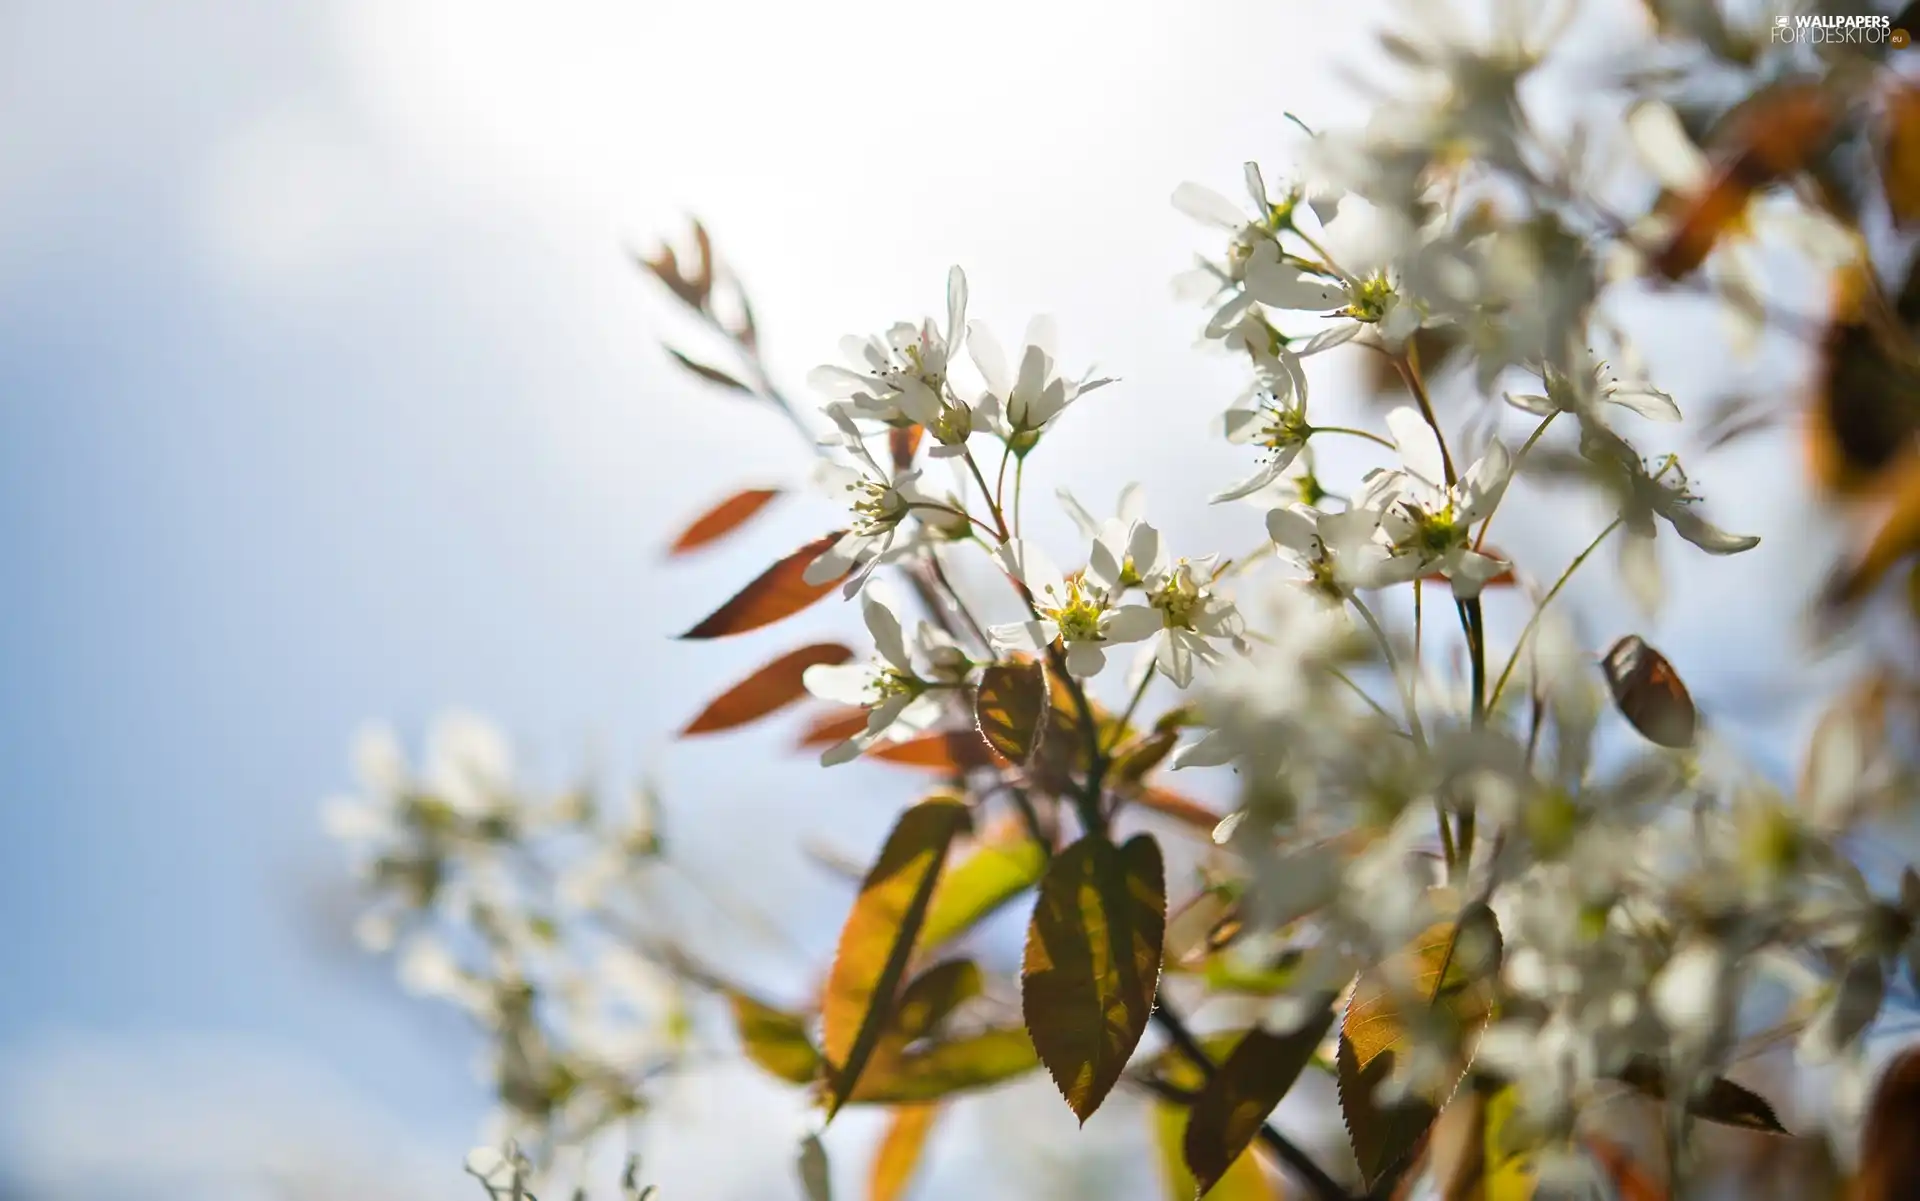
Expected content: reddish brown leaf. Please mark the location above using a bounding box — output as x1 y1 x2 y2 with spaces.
1883 84 1920 230
678 531 849 640
1652 83 1836 279
1856 1046 1920 1201
668 487 783 556
1584 1136 1666 1201
681 643 853 736
798 707 873 749
867 732 994 772
891 425 925 471
1601 636 1698 749
974 660 1050 766
1134 786 1227 833
869 1104 941 1201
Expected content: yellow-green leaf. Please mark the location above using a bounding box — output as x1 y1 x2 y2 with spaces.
869 1104 941 1201
848 1028 1041 1105
1141 1031 1277 1201
1022 833 1167 1123
1184 1003 1336 1196
920 833 1047 952
892 960 984 1043
823 797 973 1117
1153 1101 1278 1201
1338 906 1503 1190
1482 1082 1542 1201
729 992 822 1085
1112 729 1178 785
975 660 1050 765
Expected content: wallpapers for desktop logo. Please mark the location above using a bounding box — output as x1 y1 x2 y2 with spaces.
1770 13 1906 46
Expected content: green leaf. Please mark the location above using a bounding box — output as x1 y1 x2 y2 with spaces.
1022 833 1168 1123
869 1104 941 1201
892 960 984 1043
848 1028 1041 1105
822 797 972 1117
974 660 1049 765
919 833 1047 952
729 992 822 1085
1338 905 1503 1191
1184 1003 1336 1196
1614 1056 1789 1134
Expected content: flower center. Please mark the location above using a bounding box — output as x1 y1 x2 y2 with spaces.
1257 400 1311 460
1041 579 1107 642
1344 273 1396 324
868 666 919 703
1392 501 1462 558
846 479 905 536
1150 562 1207 629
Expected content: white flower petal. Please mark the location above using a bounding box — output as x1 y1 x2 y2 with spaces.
1057 487 1101 540
864 593 912 671
1386 406 1448 490
804 533 867 585
989 619 1052 655
1626 99 1708 192
1666 508 1760 555
945 266 968 356
967 321 1010 396
1103 604 1163 643
1210 460 1286 504
1296 321 1361 356
803 662 873 706
1607 385 1682 422
994 538 1067 599
1064 640 1108 678
1172 181 1250 229
1265 505 1318 551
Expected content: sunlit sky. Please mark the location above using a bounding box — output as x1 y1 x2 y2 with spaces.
0 0 1898 1197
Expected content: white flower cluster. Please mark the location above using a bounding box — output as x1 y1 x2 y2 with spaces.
326 2 1920 1196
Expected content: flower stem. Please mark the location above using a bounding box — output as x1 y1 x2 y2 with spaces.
1311 425 1396 450
1107 663 1158 754
1474 410 1557 552
1013 455 1027 541
1349 593 1426 751
962 450 1011 543
1487 517 1624 713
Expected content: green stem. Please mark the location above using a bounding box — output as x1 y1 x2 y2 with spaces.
962 450 1011 543
1013 454 1027 541
1487 517 1624 714
1107 663 1158 754
1474 410 1557 552
1349 593 1426 751
1311 424 1396 450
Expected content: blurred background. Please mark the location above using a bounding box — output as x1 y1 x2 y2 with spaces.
0 0 1898 1198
